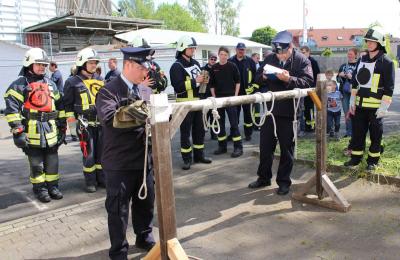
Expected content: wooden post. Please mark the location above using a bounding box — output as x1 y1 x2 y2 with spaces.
315 75 327 199
150 94 177 260
292 76 351 212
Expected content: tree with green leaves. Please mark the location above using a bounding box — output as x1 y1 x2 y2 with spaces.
250 26 277 45
154 3 206 32
188 0 241 36
321 48 333 57
118 0 155 19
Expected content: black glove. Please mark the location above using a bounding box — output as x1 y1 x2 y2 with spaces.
13 132 29 148
57 127 67 146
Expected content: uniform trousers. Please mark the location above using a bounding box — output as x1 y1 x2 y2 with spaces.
256 116 295 188
105 169 155 260
351 108 383 165
180 111 205 162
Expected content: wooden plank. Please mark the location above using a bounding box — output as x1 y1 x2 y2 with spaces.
169 106 190 139
315 76 327 199
292 193 351 212
171 88 314 112
151 122 178 260
321 174 351 209
142 242 161 260
308 91 322 111
292 175 316 197
167 238 189 260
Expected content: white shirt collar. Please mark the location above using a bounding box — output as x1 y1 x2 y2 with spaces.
120 72 133 90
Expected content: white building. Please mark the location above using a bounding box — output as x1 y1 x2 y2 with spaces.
115 28 271 64
0 0 56 41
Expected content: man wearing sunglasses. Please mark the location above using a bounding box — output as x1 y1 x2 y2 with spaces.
248 30 313 195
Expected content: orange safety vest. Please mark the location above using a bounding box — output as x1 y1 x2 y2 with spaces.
24 82 53 112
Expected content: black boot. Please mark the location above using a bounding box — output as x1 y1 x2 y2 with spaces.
214 146 227 155
344 158 360 168
248 178 271 189
182 159 191 170
231 148 243 158
34 187 51 203
194 156 212 164
48 186 63 200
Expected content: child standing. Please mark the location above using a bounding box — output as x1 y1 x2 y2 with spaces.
326 79 342 140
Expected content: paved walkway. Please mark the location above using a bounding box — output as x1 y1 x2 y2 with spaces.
0 154 399 260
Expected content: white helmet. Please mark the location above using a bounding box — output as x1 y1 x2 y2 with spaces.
22 48 49 67
76 48 100 67
364 27 386 49
130 36 150 48
176 35 197 52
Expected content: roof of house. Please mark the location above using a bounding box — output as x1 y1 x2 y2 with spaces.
288 28 366 48
23 11 163 34
115 28 271 48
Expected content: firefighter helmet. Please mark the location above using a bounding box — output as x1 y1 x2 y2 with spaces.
22 48 49 67
130 36 151 48
176 35 197 52
364 27 386 47
76 48 100 67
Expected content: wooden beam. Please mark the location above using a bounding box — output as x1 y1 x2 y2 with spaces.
315 77 327 199
142 242 161 260
151 121 178 260
167 238 189 260
171 88 314 112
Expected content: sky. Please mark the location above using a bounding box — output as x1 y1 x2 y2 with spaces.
112 0 400 37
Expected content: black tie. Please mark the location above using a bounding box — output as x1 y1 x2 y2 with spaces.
280 61 284 68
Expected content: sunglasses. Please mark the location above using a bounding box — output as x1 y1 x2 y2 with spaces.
210 58 217 61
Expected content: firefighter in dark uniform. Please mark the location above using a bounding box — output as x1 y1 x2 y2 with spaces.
4 48 67 202
201 52 218 140
169 35 212 170
63 48 105 193
300 45 320 132
344 27 395 171
229 42 258 141
96 47 156 258
248 31 313 195
130 36 168 95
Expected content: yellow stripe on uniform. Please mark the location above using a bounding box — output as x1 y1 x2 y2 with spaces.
6 113 22 122
95 164 102 170
232 136 242 141
193 144 204 149
244 123 253 127
45 173 60 182
368 151 380 157
80 93 90 110
218 135 227 141
351 150 364 156
181 147 192 153
371 74 380 93
83 165 96 173
30 173 46 184
5 89 24 102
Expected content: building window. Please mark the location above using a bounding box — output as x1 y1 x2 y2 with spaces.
337 36 343 40
322 36 328 41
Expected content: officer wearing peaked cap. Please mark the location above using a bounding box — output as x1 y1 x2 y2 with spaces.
96 47 156 258
248 30 314 195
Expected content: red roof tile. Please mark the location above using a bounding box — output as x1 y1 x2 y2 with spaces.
287 28 366 48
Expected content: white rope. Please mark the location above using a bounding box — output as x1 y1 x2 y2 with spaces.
292 88 302 159
207 97 221 135
138 119 151 200
202 104 211 131
253 91 277 138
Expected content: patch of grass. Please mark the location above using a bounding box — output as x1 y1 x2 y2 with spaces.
295 134 400 177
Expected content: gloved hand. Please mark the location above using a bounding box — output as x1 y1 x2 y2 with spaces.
113 100 149 128
57 126 67 146
376 99 391 119
12 127 29 148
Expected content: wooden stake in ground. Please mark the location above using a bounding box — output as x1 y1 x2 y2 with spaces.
292 76 351 212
